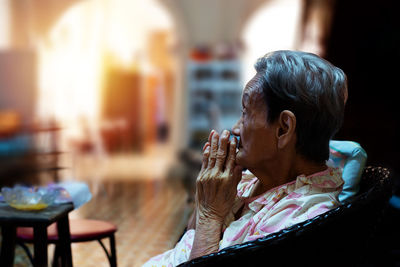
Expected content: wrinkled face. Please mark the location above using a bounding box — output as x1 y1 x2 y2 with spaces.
233 76 279 169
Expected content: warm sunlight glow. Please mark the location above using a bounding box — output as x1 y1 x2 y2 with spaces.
37 0 173 128
105 0 173 67
0 0 10 49
37 2 104 123
242 0 302 81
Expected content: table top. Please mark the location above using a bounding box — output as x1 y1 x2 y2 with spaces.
0 202 73 226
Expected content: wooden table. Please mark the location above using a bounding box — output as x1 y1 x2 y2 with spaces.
0 202 74 267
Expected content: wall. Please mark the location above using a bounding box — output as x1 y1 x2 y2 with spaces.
0 50 37 125
326 0 400 177
160 0 268 46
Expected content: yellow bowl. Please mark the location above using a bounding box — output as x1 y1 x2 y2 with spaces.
9 203 49 211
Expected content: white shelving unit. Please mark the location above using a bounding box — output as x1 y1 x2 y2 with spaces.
186 59 243 149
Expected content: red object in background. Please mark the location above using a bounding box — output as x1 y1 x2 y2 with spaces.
190 46 212 62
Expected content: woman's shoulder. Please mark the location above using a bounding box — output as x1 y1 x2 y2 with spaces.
295 167 344 191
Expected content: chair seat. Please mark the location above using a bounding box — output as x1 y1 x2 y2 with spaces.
17 219 117 243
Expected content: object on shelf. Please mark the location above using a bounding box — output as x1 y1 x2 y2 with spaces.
190 45 212 62
0 110 21 138
186 55 243 149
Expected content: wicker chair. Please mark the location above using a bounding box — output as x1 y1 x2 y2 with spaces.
179 166 393 267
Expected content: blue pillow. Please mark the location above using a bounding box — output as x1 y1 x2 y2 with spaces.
327 140 367 203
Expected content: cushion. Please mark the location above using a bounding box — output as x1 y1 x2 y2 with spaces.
327 140 367 202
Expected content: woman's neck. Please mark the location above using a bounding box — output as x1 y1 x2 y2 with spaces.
248 156 327 198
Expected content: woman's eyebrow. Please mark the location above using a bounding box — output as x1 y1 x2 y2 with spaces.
242 92 249 107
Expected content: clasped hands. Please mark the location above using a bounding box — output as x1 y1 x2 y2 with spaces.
195 129 243 226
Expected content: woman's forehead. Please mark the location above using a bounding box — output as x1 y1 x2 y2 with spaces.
242 82 264 107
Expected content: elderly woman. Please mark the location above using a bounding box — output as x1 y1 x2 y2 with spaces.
144 50 348 266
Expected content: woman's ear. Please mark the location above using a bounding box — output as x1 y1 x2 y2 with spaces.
276 110 296 149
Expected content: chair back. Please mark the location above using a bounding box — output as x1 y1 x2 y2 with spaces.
180 166 393 266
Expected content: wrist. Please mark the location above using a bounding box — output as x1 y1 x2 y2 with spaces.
190 218 223 260
196 216 224 230
196 207 227 225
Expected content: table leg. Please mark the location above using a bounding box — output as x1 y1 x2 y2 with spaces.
109 234 117 267
0 225 16 267
56 216 73 267
33 225 48 267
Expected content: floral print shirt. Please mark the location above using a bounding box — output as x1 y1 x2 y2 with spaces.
143 167 344 267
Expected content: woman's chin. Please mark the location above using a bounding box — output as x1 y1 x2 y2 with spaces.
235 151 245 166
235 150 251 171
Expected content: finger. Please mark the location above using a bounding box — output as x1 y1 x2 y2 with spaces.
208 131 219 169
215 130 230 171
225 136 237 172
208 130 215 143
201 146 210 172
202 142 210 152
232 165 244 185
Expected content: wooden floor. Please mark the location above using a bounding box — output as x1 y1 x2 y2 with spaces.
70 179 190 267
10 151 192 267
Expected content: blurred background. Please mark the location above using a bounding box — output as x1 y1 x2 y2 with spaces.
0 0 399 266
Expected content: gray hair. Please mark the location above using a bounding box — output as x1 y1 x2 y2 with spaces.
254 50 348 163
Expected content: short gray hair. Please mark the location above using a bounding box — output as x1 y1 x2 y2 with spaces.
254 50 348 163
